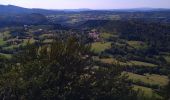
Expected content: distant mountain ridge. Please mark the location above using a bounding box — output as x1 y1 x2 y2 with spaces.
106 8 170 12
0 5 30 14
0 4 65 15
0 4 170 27
0 4 170 15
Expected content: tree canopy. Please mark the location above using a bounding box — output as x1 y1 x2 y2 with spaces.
0 37 137 100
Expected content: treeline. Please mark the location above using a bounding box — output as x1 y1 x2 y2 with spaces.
0 13 48 27
79 20 170 51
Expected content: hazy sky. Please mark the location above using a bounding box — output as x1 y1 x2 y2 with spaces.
0 0 170 9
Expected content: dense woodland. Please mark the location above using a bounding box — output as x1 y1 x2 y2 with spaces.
0 5 170 100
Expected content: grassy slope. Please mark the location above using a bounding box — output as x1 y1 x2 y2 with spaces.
129 60 157 67
133 85 153 96
127 41 147 49
133 85 162 99
100 33 113 40
128 72 169 86
0 53 12 58
91 42 112 54
0 38 5 46
164 56 170 63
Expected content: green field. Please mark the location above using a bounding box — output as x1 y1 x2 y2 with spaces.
43 39 53 43
95 57 158 67
91 42 112 54
127 41 147 49
98 58 129 66
164 56 170 63
3 45 20 50
99 58 118 64
133 85 162 99
133 85 153 96
100 33 113 40
129 60 157 67
0 53 12 58
128 72 168 86
0 38 6 46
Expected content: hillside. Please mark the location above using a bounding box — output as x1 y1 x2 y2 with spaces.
0 4 170 100
0 13 48 27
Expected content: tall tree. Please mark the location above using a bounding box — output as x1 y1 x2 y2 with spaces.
0 37 137 100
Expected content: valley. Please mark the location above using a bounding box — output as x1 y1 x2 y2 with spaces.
0 4 170 100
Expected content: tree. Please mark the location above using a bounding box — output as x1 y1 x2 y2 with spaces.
0 37 137 100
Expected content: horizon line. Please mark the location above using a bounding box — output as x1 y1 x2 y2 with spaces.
1 4 170 10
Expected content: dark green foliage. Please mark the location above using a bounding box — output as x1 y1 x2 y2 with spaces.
0 37 137 100
0 55 7 69
0 13 48 27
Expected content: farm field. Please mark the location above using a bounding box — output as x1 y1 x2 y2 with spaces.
91 42 112 54
127 72 169 86
133 85 162 99
127 41 148 49
129 60 157 67
164 56 170 63
0 38 5 46
100 33 114 40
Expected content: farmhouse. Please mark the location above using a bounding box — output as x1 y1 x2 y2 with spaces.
88 30 101 41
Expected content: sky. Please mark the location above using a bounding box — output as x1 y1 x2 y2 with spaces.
0 0 170 9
